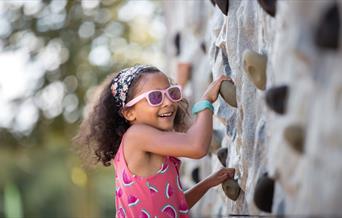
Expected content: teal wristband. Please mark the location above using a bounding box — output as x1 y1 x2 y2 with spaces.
192 100 214 115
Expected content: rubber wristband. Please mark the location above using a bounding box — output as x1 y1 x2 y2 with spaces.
191 100 214 115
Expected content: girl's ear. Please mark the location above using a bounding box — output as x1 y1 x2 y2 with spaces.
121 108 136 122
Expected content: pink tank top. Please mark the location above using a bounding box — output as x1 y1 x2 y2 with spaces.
113 136 190 218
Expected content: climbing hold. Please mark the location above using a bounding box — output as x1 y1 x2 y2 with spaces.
242 49 267 90
222 179 241 201
314 3 340 50
265 85 288 114
214 0 229 16
257 0 276 17
220 80 237 107
191 167 200 183
284 124 305 154
216 147 228 167
253 173 275 213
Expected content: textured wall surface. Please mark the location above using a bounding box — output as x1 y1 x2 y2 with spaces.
164 0 342 216
210 0 342 216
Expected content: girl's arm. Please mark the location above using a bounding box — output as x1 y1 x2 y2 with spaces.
126 75 232 159
184 168 235 208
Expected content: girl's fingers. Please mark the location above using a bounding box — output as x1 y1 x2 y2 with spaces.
215 168 235 179
222 168 235 178
217 75 233 87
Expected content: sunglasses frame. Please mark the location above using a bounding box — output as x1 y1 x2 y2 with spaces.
124 85 183 108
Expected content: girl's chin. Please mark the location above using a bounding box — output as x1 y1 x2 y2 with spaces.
157 123 174 131
159 125 174 131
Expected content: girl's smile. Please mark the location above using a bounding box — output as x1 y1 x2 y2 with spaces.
158 110 174 118
157 108 176 124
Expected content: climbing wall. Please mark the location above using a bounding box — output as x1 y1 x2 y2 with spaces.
163 0 342 216
209 0 342 216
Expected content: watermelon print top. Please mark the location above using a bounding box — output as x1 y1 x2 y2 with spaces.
113 137 190 218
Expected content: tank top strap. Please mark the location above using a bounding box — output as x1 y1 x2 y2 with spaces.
169 156 181 175
113 134 126 167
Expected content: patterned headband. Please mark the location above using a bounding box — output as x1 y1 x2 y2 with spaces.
111 64 159 109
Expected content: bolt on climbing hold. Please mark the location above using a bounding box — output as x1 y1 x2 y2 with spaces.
214 0 229 16
284 124 305 154
220 80 237 108
222 179 241 201
242 49 267 90
257 0 277 17
265 85 288 114
216 147 228 167
253 173 275 213
314 2 340 50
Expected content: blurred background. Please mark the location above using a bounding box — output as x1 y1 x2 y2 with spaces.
0 0 166 217
3 0 342 217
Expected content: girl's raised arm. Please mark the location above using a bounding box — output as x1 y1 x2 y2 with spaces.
126 75 232 159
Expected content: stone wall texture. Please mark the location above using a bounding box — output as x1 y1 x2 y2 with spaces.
163 0 342 216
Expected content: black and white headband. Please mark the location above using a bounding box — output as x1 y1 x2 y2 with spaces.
111 64 159 109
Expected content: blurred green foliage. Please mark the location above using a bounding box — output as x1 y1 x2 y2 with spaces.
0 0 163 217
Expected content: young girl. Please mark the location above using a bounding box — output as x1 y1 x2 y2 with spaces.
74 64 235 218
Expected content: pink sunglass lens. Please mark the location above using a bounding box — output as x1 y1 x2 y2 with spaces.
148 91 163 105
168 87 182 101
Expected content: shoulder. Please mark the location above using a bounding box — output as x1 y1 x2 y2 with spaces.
126 123 159 136
124 124 160 146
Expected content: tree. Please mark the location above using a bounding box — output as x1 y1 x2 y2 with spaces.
0 0 163 217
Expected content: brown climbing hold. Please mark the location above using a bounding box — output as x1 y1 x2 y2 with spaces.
214 0 229 16
222 179 241 201
253 173 275 213
314 3 340 50
219 80 237 108
265 85 288 114
257 0 276 17
242 49 267 90
216 147 228 167
284 124 305 154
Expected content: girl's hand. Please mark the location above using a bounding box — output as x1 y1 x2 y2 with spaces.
205 167 235 188
202 75 233 103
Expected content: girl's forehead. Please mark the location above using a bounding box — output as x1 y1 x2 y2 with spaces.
137 72 170 91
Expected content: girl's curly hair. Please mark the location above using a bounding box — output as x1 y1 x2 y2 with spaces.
73 68 190 166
